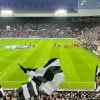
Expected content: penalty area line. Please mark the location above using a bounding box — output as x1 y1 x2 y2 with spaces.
83 49 100 66
0 72 7 79
0 81 26 83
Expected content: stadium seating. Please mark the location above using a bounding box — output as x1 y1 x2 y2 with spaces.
1 90 100 100
0 17 100 99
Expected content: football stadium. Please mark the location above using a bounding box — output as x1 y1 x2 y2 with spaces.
0 0 100 99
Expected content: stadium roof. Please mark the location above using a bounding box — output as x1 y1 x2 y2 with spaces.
0 0 100 17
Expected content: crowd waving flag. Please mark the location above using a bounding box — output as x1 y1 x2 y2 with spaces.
17 58 65 99
94 65 100 92
0 85 5 98
16 81 39 100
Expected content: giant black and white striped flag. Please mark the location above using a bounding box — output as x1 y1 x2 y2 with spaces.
94 65 100 92
18 58 65 95
16 80 39 100
0 85 5 98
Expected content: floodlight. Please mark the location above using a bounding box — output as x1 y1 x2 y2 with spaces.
1 10 13 16
54 9 67 16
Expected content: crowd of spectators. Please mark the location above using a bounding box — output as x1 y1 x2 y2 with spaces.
78 22 100 51
0 17 100 52
1 90 100 100
0 22 81 38
0 17 90 38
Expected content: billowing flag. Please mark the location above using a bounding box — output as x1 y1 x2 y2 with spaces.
18 58 65 95
94 65 100 92
16 80 39 100
0 85 5 98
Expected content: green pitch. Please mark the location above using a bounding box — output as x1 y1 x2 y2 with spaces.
0 39 99 89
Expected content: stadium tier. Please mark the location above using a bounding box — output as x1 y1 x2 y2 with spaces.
0 17 100 99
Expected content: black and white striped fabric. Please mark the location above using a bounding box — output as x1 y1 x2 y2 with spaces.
94 65 100 92
19 58 65 95
17 80 39 100
0 85 5 98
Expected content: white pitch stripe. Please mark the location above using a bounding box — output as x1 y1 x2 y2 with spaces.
0 72 7 79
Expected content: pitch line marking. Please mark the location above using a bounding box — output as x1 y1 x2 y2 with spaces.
0 81 26 82
0 81 94 84
0 72 7 79
83 49 100 66
63 82 93 84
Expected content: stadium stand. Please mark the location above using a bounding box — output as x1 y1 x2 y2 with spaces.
0 17 99 51
0 17 99 38
1 0 100 99
0 17 100 99
0 90 100 100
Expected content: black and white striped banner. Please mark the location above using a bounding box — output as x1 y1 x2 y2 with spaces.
0 85 5 98
17 80 39 100
94 65 100 92
18 58 65 98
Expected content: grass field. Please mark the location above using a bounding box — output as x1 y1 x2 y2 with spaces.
0 39 100 89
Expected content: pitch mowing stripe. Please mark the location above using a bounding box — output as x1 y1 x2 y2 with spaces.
59 40 80 88
0 40 48 87
0 39 98 89
49 43 60 59
82 48 100 66
60 48 80 82
34 40 54 68
78 48 100 82
0 40 36 82
80 48 100 69
8 49 37 81
48 40 58 60
0 39 30 54
76 48 95 76
0 39 18 46
0 39 26 46
62 42 80 82
0 49 29 74
0 40 28 56
75 48 94 82
59 40 94 89
17 40 46 68
61 40 80 81
86 50 100 66
0 40 31 72
8 40 48 81
8 40 44 81
69 49 93 82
